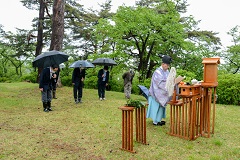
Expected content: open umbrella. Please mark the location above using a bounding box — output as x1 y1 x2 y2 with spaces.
138 85 149 100
92 58 117 66
32 50 69 68
69 60 95 68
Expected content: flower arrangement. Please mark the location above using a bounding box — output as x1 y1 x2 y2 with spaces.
126 99 146 108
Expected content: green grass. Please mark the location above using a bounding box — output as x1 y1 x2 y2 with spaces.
0 82 239 160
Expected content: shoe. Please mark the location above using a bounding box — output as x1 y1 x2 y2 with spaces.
157 121 166 126
78 99 82 103
44 108 49 112
153 123 158 126
100 98 102 101
48 107 53 111
103 98 105 100
75 101 79 104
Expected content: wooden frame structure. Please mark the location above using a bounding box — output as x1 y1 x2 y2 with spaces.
169 87 202 140
119 105 148 153
119 106 135 153
135 107 147 144
169 57 220 140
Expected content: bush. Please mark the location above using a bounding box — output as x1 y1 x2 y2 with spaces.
217 73 240 105
108 78 123 92
20 72 38 83
61 75 72 87
0 77 8 82
84 76 98 89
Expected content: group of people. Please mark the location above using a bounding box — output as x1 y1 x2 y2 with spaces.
39 65 111 112
39 55 173 128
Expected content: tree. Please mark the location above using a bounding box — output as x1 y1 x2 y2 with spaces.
66 0 115 60
94 0 222 81
0 29 35 76
49 0 65 87
220 26 240 74
95 2 189 82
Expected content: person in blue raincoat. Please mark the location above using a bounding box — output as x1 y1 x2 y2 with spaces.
146 55 172 126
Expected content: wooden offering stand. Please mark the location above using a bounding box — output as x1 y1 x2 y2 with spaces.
135 106 147 145
169 57 220 140
169 85 202 140
119 106 135 153
200 58 220 137
119 104 148 153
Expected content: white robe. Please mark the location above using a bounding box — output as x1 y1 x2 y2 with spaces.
146 67 170 123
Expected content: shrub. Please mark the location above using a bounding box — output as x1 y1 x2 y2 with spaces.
61 75 72 87
0 77 8 82
84 76 98 89
20 72 38 83
217 73 240 105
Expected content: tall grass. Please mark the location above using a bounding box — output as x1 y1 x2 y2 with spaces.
0 82 239 160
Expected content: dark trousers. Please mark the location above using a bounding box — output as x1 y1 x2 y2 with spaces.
41 89 52 103
98 81 106 98
52 82 57 91
73 82 83 100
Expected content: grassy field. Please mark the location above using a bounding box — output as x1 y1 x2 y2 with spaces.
0 82 239 160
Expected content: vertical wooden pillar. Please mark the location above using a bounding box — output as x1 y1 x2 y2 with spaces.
135 107 147 144
119 106 135 153
200 86 217 137
169 93 201 140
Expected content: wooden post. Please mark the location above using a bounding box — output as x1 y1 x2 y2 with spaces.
135 107 147 144
119 106 136 153
169 86 201 140
200 86 217 138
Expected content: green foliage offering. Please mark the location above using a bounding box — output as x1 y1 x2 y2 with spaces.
217 72 240 105
126 99 145 108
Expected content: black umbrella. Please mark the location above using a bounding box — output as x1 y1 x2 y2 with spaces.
69 60 95 68
32 50 69 68
92 58 117 66
138 85 149 100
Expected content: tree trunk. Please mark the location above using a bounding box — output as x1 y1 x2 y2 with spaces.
49 0 65 87
36 0 45 83
49 0 65 51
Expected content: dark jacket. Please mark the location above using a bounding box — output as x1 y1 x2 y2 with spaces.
98 69 109 84
39 67 55 91
72 68 86 85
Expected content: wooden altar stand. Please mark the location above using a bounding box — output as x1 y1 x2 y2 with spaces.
169 57 220 140
169 85 202 140
135 107 147 144
200 58 220 137
119 106 135 153
119 104 148 153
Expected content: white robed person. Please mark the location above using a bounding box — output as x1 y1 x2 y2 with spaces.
146 55 176 126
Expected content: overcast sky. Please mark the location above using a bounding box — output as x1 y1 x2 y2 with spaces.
0 0 240 48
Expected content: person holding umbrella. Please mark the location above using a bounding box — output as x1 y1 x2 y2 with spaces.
39 64 59 112
72 66 86 104
97 65 109 100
